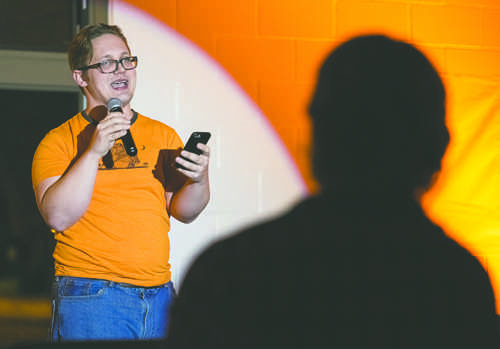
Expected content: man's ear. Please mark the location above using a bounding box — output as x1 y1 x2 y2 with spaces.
73 70 88 88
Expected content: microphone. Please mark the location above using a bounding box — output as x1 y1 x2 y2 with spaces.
107 98 137 156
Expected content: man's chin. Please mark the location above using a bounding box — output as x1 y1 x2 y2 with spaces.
108 93 134 106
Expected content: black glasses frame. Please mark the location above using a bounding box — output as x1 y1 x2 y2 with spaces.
78 56 138 74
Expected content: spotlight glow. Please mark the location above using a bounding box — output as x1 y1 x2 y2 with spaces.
110 0 308 286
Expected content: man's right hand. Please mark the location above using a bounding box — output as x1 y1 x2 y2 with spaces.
89 111 131 157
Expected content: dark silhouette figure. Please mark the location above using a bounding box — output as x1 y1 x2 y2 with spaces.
165 35 500 348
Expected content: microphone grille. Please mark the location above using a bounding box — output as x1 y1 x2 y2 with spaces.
107 98 122 111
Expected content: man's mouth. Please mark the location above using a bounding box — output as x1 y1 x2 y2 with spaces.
111 79 128 89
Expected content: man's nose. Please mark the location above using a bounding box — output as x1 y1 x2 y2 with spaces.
114 61 126 73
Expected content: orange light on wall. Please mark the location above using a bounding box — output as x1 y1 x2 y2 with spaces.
124 0 500 314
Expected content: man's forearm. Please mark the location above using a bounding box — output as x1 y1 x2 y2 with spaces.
169 179 210 224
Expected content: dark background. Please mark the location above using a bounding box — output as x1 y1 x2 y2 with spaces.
0 0 87 297
0 89 79 296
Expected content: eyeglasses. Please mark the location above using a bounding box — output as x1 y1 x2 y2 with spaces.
77 56 138 74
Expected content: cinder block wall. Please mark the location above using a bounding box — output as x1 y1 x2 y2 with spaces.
126 0 500 314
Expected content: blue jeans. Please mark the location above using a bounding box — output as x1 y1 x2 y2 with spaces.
50 276 175 342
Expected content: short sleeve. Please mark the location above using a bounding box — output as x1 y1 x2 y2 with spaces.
32 128 73 191
167 127 184 149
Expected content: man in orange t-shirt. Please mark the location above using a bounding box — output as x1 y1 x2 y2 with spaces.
31 23 210 342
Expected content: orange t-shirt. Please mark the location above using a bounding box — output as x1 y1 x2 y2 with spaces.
32 111 184 286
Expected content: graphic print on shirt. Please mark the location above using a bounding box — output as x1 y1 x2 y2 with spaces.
98 141 148 170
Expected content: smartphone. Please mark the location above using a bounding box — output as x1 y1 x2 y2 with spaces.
183 131 211 155
176 131 211 169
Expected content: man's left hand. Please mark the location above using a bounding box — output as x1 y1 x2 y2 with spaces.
175 143 210 183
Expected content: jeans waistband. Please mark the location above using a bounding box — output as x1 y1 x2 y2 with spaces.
54 276 172 290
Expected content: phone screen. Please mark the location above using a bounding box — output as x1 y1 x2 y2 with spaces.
176 131 211 169
183 132 211 155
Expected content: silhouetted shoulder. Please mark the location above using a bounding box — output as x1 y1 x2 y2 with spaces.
168 195 499 349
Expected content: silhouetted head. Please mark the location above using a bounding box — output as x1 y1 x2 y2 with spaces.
309 35 449 197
